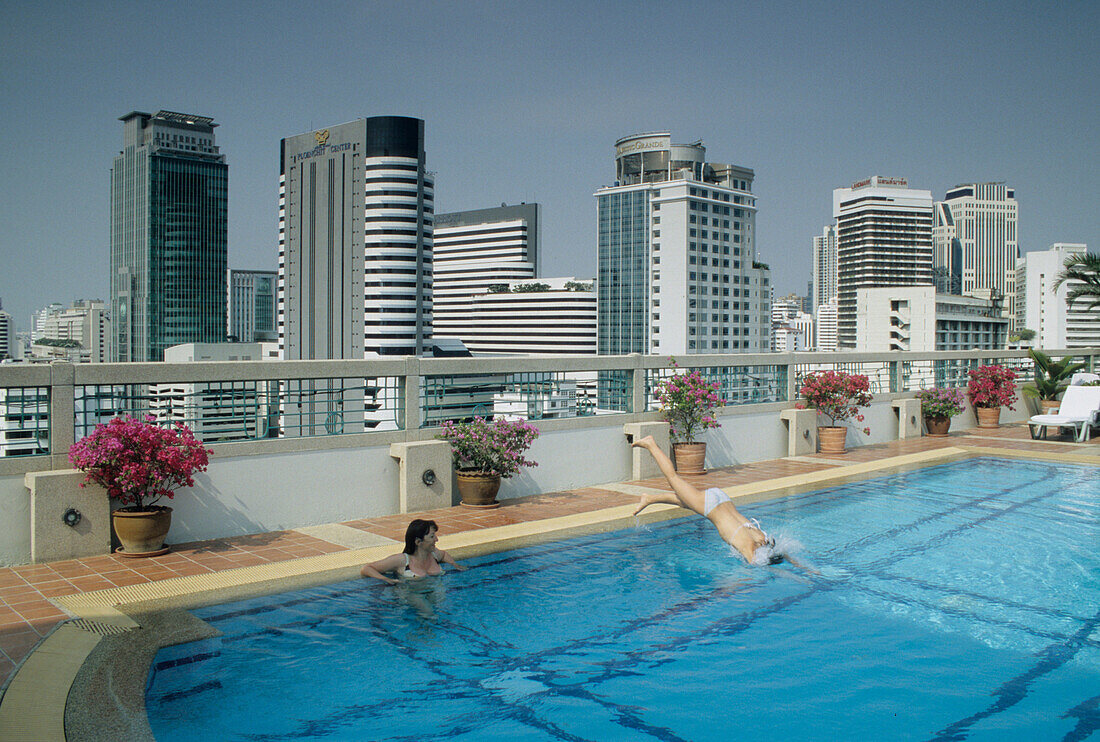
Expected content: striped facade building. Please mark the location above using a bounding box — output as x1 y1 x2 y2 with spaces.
833 176 933 349
933 182 1019 327
432 204 539 346
278 116 433 359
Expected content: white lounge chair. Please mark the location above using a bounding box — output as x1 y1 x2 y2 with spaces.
1070 372 1100 386
1028 385 1100 442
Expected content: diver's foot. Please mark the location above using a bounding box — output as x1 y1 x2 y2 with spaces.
631 435 656 450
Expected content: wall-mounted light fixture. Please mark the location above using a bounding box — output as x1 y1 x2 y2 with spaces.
421 469 437 486
62 508 82 527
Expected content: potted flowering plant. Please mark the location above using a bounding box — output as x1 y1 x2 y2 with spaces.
1022 348 1085 414
653 361 722 474
437 417 539 508
797 371 873 454
914 387 966 437
68 415 210 556
966 365 1018 428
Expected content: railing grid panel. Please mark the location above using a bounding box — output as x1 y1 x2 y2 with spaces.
76 376 403 443
647 364 787 411
0 386 50 457
422 370 613 425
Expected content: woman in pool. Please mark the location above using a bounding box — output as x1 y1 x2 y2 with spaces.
360 519 467 585
631 436 808 569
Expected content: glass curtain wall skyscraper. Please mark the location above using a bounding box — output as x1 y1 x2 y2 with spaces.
110 111 228 362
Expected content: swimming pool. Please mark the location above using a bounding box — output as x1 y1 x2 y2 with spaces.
146 457 1100 741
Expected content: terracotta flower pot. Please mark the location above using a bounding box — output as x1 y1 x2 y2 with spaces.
457 470 502 509
975 406 1001 428
672 442 706 474
818 426 847 454
925 416 952 437
112 506 172 557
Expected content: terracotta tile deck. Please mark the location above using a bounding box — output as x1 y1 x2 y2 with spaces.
1 423 1096 690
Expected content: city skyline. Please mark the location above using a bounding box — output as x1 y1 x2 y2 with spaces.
1 1 1097 330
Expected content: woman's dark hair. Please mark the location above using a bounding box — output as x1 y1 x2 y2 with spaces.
403 519 438 554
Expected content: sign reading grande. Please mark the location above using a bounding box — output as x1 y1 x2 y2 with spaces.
616 135 670 158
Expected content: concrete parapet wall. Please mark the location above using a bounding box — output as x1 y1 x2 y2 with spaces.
0 353 1084 566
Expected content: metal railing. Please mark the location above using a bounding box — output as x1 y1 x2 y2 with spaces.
0 349 1096 463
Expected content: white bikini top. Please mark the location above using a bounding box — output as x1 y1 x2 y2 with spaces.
402 552 442 578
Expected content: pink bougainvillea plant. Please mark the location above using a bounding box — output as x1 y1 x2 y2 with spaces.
654 360 723 444
797 370 873 435
966 365 1017 409
437 417 539 477
68 415 210 511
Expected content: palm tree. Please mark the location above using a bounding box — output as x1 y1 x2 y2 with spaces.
1054 252 1100 310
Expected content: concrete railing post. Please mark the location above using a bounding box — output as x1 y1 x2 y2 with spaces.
630 354 646 416
49 361 76 470
784 354 797 403
403 356 421 436
779 408 818 456
622 422 670 480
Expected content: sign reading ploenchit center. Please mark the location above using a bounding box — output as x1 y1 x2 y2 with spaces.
288 129 354 165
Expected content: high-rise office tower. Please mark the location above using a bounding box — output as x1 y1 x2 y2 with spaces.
833 176 933 349
228 269 277 342
433 203 539 344
110 111 228 362
595 132 770 355
812 225 837 309
278 117 432 359
933 182 1019 325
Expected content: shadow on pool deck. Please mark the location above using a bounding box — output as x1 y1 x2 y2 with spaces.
0 423 1097 695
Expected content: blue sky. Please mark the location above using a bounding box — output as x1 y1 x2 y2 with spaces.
1 0 1096 330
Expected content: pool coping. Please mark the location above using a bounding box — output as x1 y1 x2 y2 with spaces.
1 445 1096 741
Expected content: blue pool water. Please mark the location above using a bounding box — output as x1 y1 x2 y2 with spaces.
146 458 1100 741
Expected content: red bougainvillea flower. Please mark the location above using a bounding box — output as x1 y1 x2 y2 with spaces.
966 365 1017 410
799 370 873 434
654 359 723 444
68 415 210 510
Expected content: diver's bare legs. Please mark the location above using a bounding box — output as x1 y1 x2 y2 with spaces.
631 436 707 516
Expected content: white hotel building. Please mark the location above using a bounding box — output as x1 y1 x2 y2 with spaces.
1017 243 1100 349
596 133 770 355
